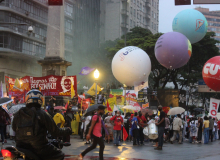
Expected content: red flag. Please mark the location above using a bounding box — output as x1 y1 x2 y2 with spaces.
123 127 128 141
65 101 69 110
78 96 82 104
106 100 112 111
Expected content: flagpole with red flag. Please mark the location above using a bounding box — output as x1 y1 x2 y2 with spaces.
123 126 128 141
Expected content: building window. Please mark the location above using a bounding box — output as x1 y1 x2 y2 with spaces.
152 11 154 17
65 18 73 33
134 9 136 17
154 13 156 19
130 7 132 14
130 19 132 27
152 22 154 29
6 0 48 23
65 35 73 50
154 24 156 30
137 13 139 19
65 2 73 17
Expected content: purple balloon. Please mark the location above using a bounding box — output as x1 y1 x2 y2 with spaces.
155 32 192 69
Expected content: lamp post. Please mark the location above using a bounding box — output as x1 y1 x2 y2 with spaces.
94 69 100 104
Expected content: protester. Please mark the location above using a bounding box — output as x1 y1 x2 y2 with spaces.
98 93 106 105
189 117 197 144
197 117 203 143
110 111 123 146
131 112 139 145
218 119 220 140
0 107 7 144
137 111 147 145
129 114 134 141
53 110 65 128
80 105 105 160
84 115 92 144
104 113 113 143
169 115 174 141
213 118 218 141
170 114 182 144
155 105 165 150
209 116 214 142
164 114 170 142
46 102 51 112
203 116 209 144
48 107 55 117
63 112 72 142
49 95 56 106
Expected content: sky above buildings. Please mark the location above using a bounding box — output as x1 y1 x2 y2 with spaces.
159 0 220 33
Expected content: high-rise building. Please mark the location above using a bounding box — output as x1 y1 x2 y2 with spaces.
195 7 220 51
0 0 48 81
105 0 159 41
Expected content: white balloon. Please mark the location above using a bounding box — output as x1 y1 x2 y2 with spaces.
112 46 151 86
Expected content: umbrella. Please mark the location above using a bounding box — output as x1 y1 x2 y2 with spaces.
123 105 137 110
84 104 106 117
141 108 154 116
193 108 204 112
54 106 66 110
196 114 208 118
167 107 185 115
0 97 13 106
8 104 26 115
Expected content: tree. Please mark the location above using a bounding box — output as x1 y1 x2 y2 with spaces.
105 27 220 90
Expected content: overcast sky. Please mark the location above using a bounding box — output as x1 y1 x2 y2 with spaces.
159 0 220 33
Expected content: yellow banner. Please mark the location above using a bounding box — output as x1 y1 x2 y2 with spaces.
87 83 101 96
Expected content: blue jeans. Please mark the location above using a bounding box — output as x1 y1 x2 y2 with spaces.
113 130 121 145
158 127 165 147
204 128 209 144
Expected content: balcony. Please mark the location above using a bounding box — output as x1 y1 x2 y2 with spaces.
145 0 151 8
145 13 151 20
121 9 128 16
121 22 128 28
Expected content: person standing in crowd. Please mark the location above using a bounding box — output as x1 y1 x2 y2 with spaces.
124 113 130 141
0 107 7 144
137 111 147 145
131 112 139 145
84 115 92 144
197 117 203 143
53 110 65 128
98 93 106 105
49 96 56 106
48 107 55 118
169 115 174 141
203 116 210 144
164 114 170 142
80 105 105 160
104 113 113 143
189 117 197 144
213 118 218 141
110 111 123 146
218 118 220 140
209 116 214 142
170 114 182 144
155 105 165 150
129 114 134 141
63 112 72 143
46 102 51 112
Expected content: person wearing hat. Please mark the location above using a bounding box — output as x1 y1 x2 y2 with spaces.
80 105 105 160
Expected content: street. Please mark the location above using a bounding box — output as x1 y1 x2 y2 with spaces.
62 136 220 160
1 135 220 160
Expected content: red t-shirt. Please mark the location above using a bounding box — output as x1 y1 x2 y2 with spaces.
137 116 147 128
217 121 220 130
110 115 123 130
92 114 102 137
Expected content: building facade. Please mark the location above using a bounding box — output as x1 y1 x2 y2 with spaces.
195 7 220 51
0 0 48 94
105 0 159 41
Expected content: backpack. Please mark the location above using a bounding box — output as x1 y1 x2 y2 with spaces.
85 115 99 135
190 122 197 133
15 107 40 137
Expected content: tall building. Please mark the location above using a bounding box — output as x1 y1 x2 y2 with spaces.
0 0 48 93
195 7 220 51
105 0 159 41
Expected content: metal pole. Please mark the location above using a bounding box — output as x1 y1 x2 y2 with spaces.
95 80 98 104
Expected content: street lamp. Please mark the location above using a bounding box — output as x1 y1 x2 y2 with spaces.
94 69 100 104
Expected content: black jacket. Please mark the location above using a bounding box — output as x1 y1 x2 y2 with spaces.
12 107 70 150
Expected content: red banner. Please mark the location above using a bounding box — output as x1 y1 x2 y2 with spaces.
5 75 77 97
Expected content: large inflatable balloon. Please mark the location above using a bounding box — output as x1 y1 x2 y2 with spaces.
172 9 208 44
155 32 192 69
112 46 151 86
202 56 220 91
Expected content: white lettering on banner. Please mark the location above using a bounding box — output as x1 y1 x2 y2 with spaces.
30 76 57 90
203 63 220 75
209 98 220 117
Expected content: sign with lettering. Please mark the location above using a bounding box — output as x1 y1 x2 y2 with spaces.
5 75 77 97
209 98 220 117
